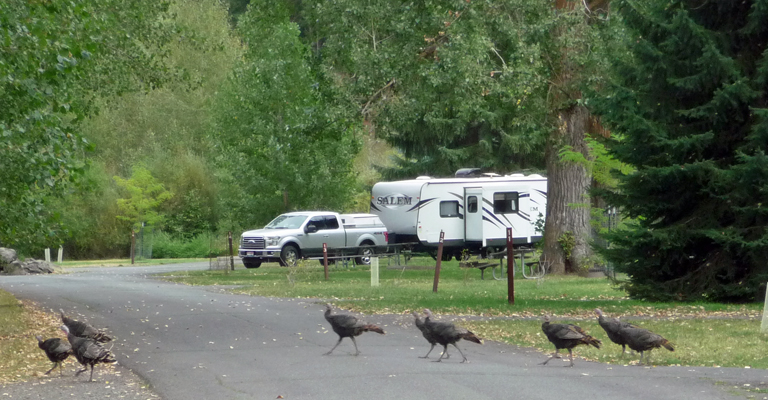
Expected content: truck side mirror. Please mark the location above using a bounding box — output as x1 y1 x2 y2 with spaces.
305 224 318 234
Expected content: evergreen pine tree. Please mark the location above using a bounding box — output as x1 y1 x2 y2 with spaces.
595 0 768 301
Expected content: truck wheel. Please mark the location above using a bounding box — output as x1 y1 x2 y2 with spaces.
280 244 300 267
355 245 375 266
243 260 262 269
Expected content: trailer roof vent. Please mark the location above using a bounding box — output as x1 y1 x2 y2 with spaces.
455 168 483 177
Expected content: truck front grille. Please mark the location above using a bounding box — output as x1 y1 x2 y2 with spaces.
240 236 265 250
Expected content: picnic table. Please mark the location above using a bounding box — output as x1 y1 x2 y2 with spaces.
459 248 541 280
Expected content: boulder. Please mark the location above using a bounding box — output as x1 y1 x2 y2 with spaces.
0 247 18 269
21 258 55 274
4 260 26 275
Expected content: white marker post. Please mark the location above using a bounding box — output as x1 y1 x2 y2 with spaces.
44 248 51 263
371 257 379 287
57 246 63 263
762 284 768 333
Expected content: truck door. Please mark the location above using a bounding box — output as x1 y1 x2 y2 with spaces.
464 187 483 243
303 216 327 257
322 215 347 255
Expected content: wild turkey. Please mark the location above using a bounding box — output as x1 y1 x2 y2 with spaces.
35 335 72 376
412 311 448 359
60 325 116 382
323 303 385 355
540 315 601 367
594 308 637 354
60 309 113 343
422 309 482 363
617 326 674 365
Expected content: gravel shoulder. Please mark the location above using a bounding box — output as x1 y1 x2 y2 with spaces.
0 363 160 400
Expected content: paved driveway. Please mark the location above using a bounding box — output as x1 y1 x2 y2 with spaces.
1 263 765 400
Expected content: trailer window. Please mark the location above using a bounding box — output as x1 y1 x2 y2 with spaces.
493 192 519 214
440 201 460 218
467 196 478 213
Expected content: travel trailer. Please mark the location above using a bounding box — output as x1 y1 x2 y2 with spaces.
370 171 547 259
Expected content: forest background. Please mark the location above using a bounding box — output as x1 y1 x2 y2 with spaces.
1 0 766 302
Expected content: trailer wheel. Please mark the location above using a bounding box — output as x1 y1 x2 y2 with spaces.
279 244 300 267
243 260 262 269
355 245 375 266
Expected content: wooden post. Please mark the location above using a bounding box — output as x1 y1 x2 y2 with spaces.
131 230 136 265
228 231 235 271
433 231 445 293
57 246 63 263
323 243 329 281
507 227 514 304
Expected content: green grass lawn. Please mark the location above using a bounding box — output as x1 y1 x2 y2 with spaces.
159 258 767 368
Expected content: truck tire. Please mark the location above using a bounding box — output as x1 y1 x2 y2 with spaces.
355 245 375 266
243 260 262 269
280 244 300 267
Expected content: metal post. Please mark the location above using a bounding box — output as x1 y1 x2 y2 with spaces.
433 231 445 293
228 231 235 271
507 227 514 304
131 230 136 265
323 243 329 281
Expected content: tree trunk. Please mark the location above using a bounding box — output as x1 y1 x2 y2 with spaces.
543 105 592 274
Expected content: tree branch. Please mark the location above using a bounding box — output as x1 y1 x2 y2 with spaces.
362 79 396 116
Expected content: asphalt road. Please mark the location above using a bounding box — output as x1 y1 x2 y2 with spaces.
1 262 766 400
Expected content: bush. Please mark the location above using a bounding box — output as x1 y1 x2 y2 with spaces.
151 231 229 259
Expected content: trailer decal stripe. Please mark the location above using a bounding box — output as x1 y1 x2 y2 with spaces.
408 198 436 212
482 215 500 228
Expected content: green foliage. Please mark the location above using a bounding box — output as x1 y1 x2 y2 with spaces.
559 137 635 188
557 231 576 260
151 231 228 258
306 0 553 178
114 166 173 230
214 1 359 227
594 0 768 302
0 0 177 250
50 162 131 259
51 0 240 255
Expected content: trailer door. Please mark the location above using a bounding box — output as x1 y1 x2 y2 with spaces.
464 187 483 242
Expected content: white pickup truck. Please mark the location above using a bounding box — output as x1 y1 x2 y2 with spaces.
238 211 389 268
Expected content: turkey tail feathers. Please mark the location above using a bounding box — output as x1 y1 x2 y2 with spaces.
93 332 114 343
460 331 483 344
585 335 602 349
363 324 385 334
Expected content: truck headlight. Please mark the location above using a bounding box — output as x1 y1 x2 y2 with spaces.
265 236 281 246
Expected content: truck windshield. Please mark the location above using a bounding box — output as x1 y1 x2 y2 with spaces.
265 214 309 229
